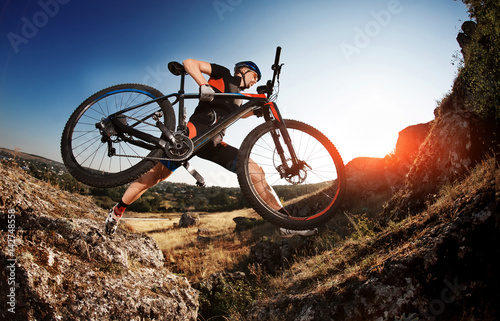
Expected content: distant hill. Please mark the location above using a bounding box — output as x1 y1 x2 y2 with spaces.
0 147 62 165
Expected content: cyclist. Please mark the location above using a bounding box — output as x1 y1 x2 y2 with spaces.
105 59 294 235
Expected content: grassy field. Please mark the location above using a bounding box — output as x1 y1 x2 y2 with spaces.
121 209 276 282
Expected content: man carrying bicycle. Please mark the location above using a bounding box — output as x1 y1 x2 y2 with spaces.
105 59 290 234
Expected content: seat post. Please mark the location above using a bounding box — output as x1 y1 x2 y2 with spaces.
177 71 187 131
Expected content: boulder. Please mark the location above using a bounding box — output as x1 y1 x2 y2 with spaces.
233 216 258 233
394 122 432 165
345 157 389 194
178 212 200 228
385 77 494 219
249 238 294 275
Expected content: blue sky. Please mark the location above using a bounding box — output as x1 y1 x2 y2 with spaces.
1 0 470 186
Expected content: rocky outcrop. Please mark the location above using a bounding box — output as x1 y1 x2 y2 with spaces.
456 20 477 55
342 122 431 215
0 162 198 320
385 76 495 220
245 157 499 320
244 19 500 319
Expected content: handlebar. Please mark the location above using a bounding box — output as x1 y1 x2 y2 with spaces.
273 46 282 70
267 46 283 98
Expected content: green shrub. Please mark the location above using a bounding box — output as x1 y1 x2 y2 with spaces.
196 274 264 320
460 0 500 120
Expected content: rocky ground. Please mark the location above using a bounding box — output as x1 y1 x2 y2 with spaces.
0 162 198 321
245 156 499 320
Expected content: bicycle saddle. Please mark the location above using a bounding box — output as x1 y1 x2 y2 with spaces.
168 61 186 76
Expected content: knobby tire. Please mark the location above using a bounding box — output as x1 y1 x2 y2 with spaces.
61 84 175 188
237 119 346 230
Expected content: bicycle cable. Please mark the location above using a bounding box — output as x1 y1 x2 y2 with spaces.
269 77 280 102
125 114 157 128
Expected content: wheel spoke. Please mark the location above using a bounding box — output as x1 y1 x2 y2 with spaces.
238 120 345 229
64 85 172 181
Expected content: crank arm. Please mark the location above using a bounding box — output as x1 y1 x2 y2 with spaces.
156 120 180 147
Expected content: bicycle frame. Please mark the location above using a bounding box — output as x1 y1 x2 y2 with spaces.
107 92 266 157
105 46 301 174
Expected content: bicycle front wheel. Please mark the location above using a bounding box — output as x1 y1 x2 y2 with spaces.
237 119 346 230
61 84 175 188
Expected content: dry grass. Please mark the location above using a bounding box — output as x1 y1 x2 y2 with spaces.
124 157 498 297
264 156 499 296
123 208 275 282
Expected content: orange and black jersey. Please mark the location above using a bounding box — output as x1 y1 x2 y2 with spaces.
192 63 242 118
164 63 242 174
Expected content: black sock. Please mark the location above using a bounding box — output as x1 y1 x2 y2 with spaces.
115 200 129 216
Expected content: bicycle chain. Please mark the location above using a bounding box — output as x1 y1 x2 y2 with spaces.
113 153 191 162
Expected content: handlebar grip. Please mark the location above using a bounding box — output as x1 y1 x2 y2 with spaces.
273 46 282 67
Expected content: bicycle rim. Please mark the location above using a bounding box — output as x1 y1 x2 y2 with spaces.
238 120 345 230
62 84 174 187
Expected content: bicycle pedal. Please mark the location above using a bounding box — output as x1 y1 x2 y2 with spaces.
183 162 206 187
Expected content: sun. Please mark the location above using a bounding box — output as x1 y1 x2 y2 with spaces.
321 83 409 163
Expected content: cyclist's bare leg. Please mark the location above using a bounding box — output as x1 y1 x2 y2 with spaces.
248 161 317 235
122 162 173 205
248 159 283 211
106 162 173 234
119 158 281 212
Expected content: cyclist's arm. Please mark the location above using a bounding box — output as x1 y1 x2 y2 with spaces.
183 59 212 86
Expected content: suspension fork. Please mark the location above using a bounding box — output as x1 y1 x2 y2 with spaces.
264 102 301 169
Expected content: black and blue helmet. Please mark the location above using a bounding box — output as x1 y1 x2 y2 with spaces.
235 61 261 81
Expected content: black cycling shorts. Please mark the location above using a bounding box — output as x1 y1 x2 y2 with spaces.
159 111 239 173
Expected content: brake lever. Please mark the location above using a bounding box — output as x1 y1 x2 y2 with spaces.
275 63 284 80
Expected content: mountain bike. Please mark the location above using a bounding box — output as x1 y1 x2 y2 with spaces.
61 47 346 230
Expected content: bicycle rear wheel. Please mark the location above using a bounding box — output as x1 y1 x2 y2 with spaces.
237 119 345 230
61 84 175 188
